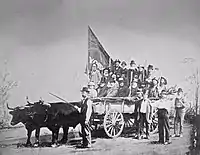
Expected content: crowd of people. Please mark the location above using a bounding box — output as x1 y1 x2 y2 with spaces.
78 59 186 148
87 59 168 99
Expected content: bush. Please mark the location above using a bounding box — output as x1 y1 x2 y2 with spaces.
0 71 17 129
184 106 196 124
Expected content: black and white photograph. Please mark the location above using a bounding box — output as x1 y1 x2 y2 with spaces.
0 0 200 155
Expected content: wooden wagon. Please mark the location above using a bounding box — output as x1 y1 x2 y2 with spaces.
90 97 158 138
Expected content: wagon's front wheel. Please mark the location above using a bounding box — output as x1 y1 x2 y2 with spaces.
103 109 124 138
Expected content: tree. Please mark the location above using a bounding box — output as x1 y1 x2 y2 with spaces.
181 58 200 115
0 71 17 128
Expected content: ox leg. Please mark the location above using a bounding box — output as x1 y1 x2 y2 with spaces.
51 126 59 146
59 126 69 144
26 129 32 147
34 128 40 147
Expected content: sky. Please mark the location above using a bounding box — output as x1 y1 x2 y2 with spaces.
0 0 200 107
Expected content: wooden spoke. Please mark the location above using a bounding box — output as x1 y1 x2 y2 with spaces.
104 109 124 138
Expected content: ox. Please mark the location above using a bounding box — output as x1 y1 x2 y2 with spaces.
7 99 82 146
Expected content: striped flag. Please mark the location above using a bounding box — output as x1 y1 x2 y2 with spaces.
86 26 113 75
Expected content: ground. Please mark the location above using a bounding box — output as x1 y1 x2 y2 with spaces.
0 124 194 155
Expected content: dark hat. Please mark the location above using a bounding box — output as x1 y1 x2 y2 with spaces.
160 90 168 95
80 87 90 93
130 60 136 65
148 64 154 70
160 76 167 85
152 78 158 84
109 78 115 83
121 61 127 66
114 59 121 63
103 67 110 73
178 88 183 92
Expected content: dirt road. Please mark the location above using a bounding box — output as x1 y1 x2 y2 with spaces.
0 124 193 155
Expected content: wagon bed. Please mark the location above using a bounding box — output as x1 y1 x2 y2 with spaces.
90 97 158 138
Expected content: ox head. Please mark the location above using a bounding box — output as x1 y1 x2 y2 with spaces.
7 96 50 126
7 103 31 126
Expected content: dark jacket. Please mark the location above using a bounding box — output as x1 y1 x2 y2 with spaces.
130 87 139 97
126 68 138 87
121 68 128 78
117 86 130 97
148 86 159 99
112 66 122 79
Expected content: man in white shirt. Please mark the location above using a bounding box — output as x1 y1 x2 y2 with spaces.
88 82 97 98
154 90 171 145
137 89 152 140
172 88 186 138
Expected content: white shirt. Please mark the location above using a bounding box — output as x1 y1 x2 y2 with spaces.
140 99 150 113
153 98 172 113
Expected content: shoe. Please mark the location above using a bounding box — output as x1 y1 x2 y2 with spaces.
164 141 172 145
82 144 91 148
179 134 183 137
146 135 150 139
158 140 164 144
171 134 179 137
137 136 142 140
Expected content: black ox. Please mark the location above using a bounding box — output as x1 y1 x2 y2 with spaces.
7 98 82 147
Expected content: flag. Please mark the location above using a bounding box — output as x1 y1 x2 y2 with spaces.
87 26 113 74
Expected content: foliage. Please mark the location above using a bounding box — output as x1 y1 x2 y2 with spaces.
0 71 17 129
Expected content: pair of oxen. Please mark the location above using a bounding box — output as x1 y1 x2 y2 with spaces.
7 98 82 147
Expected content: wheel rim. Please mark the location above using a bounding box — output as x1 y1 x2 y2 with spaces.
149 111 158 134
104 109 124 138
123 117 135 133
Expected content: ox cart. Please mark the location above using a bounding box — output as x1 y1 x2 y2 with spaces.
90 97 158 138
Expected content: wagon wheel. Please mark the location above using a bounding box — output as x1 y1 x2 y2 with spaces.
149 110 158 134
123 117 135 133
103 109 124 138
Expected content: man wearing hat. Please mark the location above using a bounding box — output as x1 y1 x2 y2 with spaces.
88 82 97 98
145 64 157 86
138 64 146 88
172 88 186 138
127 60 138 87
154 90 172 145
137 89 152 140
117 77 130 97
98 68 111 97
89 63 102 89
106 74 119 97
79 87 93 148
148 78 159 100
121 61 128 79
112 59 122 81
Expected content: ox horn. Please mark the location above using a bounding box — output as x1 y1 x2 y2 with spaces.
7 103 14 110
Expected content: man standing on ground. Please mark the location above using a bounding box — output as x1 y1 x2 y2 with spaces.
79 87 93 148
137 89 152 140
172 88 186 138
155 90 172 145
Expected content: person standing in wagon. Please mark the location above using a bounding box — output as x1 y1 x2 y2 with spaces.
89 63 102 89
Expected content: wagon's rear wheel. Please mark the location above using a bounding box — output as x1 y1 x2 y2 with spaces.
149 110 158 134
103 109 124 138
